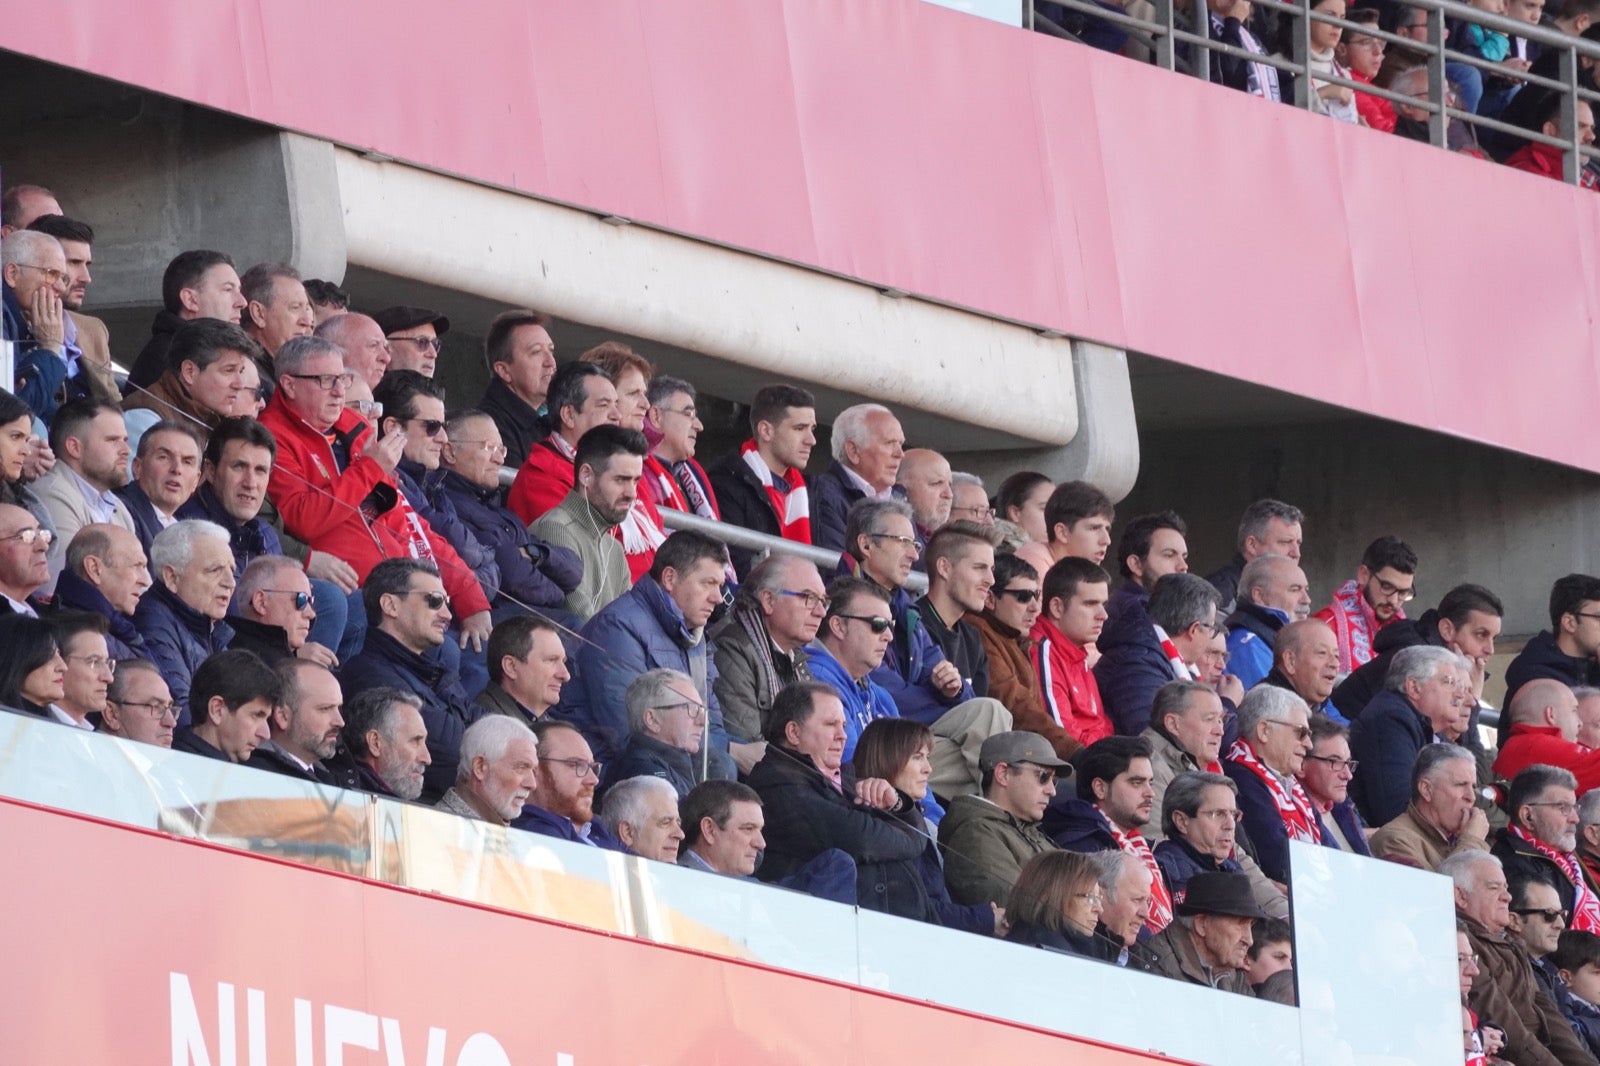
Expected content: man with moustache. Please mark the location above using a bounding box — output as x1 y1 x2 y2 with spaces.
435 715 540 827
249 660 344 783
514 719 625 850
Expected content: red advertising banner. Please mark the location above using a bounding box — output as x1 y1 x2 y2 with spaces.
0 799 1180 1065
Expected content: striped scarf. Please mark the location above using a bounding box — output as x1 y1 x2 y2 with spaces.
740 440 811 543
1326 579 1398 672
1105 815 1173 933
1154 624 1200 681
1510 825 1600 933
1225 740 1322 845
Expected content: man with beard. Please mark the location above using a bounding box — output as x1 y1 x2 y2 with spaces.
1313 535 1418 674
514 719 625 850
436 716 539 827
248 660 343 783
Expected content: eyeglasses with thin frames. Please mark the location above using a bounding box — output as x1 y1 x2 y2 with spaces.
16 263 70 288
868 531 924 553
540 756 602 780
1526 800 1580 816
108 697 177 720
65 654 117 675
655 700 708 722
0 526 52 547
288 371 356 391
778 589 828 612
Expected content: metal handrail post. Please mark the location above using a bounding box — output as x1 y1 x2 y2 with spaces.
1290 0 1312 109
1192 0 1211 82
1155 0 1176 70
1426 6 1448 147
1561 45 1583 184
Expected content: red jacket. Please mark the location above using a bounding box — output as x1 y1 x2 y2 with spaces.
259 396 491 619
1506 143 1600 190
1350 69 1396 133
507 435 573 525
1030 616 1113 747
1493 723 1600 795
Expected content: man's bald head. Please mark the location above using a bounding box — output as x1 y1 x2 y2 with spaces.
1274 619 1340 703
314 312 390 389
1510 678 1582 741
896 448 953 531
1277 619 1334 660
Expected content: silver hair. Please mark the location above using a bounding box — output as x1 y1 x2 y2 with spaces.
599 775 679 838
1390 65 1429 98
274 334 345 378
150 519 232 578
739 553 821 603
1579 789 1600 832
626 667 696 733
1090 849 1147 902
843 496 916 562
456 714 537 786
1438 848 1502 894
1147 573 1221 636
830 402 894 462
1236 499 1304 553
1409 742 1476 800
1238 553 1293 604
1 229 61 267
233 554 303 612
1161 770 1237 839
950 471 985 492
1235 685 1310 740
1384 644 1468 694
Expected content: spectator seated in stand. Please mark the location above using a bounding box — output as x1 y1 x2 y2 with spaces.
0 615 66 719
939 730 1066 907
599 776 685 862
746 681 931 920
949 472 993 527
1504 575 1600 742
171 649 279 764
0 502 53 619
1552 930 1600 1060
973 554 1076 758
603 668 731 800
1142 680 1227 844
1297 713 1370 856
1505 91 1600 185
1223 685 1321 884
1012 480 1115 589
1 229 71 423
315 313 391 392
641 374 726 537
240 263 314 376
0 389 55 542
434 715 539 827
32 400 134 577
124 320 261 452
375 305 448 378
1002 850 1117 961
711 553 824 750
339 558 482 802
916 521 997 702
578 341 669 581
679 779 768 878
1096 572 1227 736
1342 8 1394 130
55 525 150 658
434 409 583 621
512 718 625 850
803 577 903 759
507 361 620 524
99 658 176 749
1493 764 1600 931
128 251 248 391
1030 556 1115 750
116 421 204 554
1153 770 1289 920
1145 870 1266 997
897 448 954 563
1223 554 1312 689
809 403 907 554
1204 499 1304 617
248 660 343 783
475 614 569 727
225 555 316 666
477 309 555 468
1369 743 1490 870
1094 850 1157 969
1106 510 1190 627
527 424 641 623
994 470 1054 556
1259 619 1347 724
1497 679 1600 793
134 519 235 723
1350 644 1473 825
1246 918 1296 1003
1313 535 1418 674
324 687 431 800
707 383 820 579
303 278 349 326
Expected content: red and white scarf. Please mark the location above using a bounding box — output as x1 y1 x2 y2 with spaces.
1225 740 1322 845
1509 824 1600 933
1326 579 1401 673
1153 624 1200 681
740 440 811 544
1106 815 1173 933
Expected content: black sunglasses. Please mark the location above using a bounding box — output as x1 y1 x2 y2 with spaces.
833 613 894 634
998 587 1040 604
264 589 313 611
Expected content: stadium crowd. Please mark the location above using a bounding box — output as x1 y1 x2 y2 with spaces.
8 182 1600 1062
1036 0 1600 189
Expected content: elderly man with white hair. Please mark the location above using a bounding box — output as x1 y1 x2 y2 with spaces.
1350 644 1474 826
603 667 731 800
2 227 71 422
1445 849 1595 1066
133 519 236 724
434 715 539 826
1223 684 1319 884
809 402 907 553
1368 743 1489 871
1091 849 1155 968
600 776 686 862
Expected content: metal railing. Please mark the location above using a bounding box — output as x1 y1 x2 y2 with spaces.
497 465 930 594
1030 0 1600 183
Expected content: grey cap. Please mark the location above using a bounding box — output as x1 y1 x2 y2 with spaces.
978 730 1071 774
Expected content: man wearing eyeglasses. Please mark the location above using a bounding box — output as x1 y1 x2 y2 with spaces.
711 553 824 750
1222 685 1319 885
0 503 54 618
1313 535 1418 675
1350 644 1474 826
48 611 113 730
940 730 1066 908
513 719 625 850
1153 771 1288 921
374 306 449 378
1496 679 1600 794
99 659 176 748
973 554 1063 753
1295 713 1370 855
602 669 728 801
1369 743 1489 871
1495 765 1600 934
1 228 71 423
948 472 993 528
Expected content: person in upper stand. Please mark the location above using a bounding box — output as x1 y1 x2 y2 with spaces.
1106 511 1190 627
711 553 824 751
248 659 343 783
1142 680 1228 845
1224 685 1320 884
809 402 906 555
1350 644 1473 826
476 308 556 468
527 425 641 623
1496 679 1600 793
1259 619 1347 724
640 374 725 536
1506 575 1600 722
578 341 669 581
1 229 71 423
127 250 247 390
1205 499 1304 617
916 521 998 702
1368 743 1490 871
1333 582 1504 717
896 448 955 562
1097 572 1235 737
708 383 818 579
1011 480 1116 587
1030 556 1115 750
1313 535 1418 675
506 361 620 524
1223 553 1312 690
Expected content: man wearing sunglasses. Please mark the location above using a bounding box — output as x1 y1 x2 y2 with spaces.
973 554 1062 752
940 730 1067 908
803 578 901 763
227 555 318 666
1312 535 1418 675
374 305 449 378
1495 765 1600 934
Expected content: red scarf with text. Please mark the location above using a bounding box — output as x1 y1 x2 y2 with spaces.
1326 579 1402 673
1154 624 1200 681
740 440 811 543
1104 813 1173 933
1509 824 1600 933
1225 740 1322 845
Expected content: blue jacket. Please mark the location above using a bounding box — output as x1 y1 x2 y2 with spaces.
114 481 168 556
1105 580 1149 628
175 482 284 574
396 459 501 604
1222 756 1333 883
512 802 628 851
805 641 900 762
2 282 69 425
602 731 729 800
808 462 907 555
1042 796 1120 853
1224 602 1289 690
53 568 145 660
1093 595 1180 736
429 469 582 610
834 558 971 725
557 575 729 764
1348 688 1433 827
133 582 234 727
1154 835 1250 906
1321 798 1372 857
339 628 482 802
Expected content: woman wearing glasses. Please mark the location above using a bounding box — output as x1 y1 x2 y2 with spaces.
854 717 1001 936
0 389 59 544
0 615 68 719
1154 771 1289 919
1002 850 1115 960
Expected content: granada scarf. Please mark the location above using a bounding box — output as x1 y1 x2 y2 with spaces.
1326 578 1401 673
1105 814 1174 933
1509 824 1600 933
1154 624 1200 681
1225 740 1322 845
741 440 811 544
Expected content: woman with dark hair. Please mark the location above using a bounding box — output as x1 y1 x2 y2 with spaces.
854 717 998 936
0 389 57 539
1004 850 1117 961
995 471 1053 545
0 615 67 717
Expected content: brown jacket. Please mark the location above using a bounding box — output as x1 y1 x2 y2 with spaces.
122 370 223 434
971 611 1079 760
1145 918 1255 998
1462 914 1597 1066
67 311 120 405
1368 803 1488 871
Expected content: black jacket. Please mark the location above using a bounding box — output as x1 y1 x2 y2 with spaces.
172 727 232 763
915 595 990 699
746 745 930 919
128 308 185 390
706 449 790 579
1333 607 1444 716
1206 553 1246 617
478 376 546 469
247 739 333 784
323 748 398 797
1492 830 1599 922
601 732 702 801
225 616 296 666
1005 920 1117 963
1504 631 1600 748
115 480 169 556
51 569 145 659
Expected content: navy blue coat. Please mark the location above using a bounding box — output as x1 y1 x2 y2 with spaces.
602 732 712 800
114 481 168 556
339 628 482 802
175 482 283 574
397 459 500 604
706 448 791 580
512 802 627 851
478 377 547 469
808 461 868 555
1093 596 1177 736
429 470 582 610
2 282 69 425
134 582 234 727
888 795 995 935
556 575 730 764
1348 689 1433 827
1105 580 1150 628
1043 796 1120 853
1330 607 1441 715
1154 836 1249 906
172 726 232 763
52 569 145 660
1223 756 1332 884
